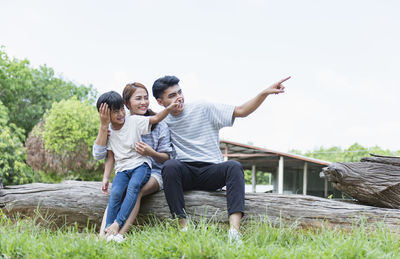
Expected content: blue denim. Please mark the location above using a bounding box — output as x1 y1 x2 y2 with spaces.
106 163 151 227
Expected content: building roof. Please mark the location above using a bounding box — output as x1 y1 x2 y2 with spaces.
220 139 330 172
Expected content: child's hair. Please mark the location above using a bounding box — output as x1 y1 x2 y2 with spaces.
122 83 156 116
152 75 180 99
96 91 124 112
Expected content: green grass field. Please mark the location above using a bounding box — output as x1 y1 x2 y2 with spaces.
1 212 400 259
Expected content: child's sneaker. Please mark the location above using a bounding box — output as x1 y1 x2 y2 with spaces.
228 228 243 245
106 234 125 243
106 234 115 242
113 234 125 243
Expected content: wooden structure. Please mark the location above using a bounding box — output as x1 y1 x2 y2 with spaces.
220 140 338 198
2 181 400 230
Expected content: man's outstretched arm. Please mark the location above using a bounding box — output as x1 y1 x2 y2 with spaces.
233 76 290 118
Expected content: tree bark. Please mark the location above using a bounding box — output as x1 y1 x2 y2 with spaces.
2 181 400 231
360 154 400 167
321 155 400 209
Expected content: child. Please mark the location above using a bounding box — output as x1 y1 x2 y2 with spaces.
96 91 177 241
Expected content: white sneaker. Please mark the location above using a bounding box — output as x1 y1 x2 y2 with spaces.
180 226 188 232
106 234 115 242
106 234 125 243
113 234 125 243
228 228 243 245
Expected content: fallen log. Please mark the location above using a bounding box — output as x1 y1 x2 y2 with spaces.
1 181 400 231
360 154 400 167
321 155 400 209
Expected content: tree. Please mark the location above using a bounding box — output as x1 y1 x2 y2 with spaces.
27 97 102 178
0 46 97 137
290 143 399 162
0 101 33 185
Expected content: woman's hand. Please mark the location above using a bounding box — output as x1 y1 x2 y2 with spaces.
101 178 110 195
135 141 155 157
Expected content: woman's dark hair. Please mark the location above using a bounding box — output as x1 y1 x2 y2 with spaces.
152 75 180 99
123 82 157 131
96 91 124 112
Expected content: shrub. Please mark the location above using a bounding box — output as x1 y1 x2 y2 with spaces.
26 97 103 179
0 101 33 185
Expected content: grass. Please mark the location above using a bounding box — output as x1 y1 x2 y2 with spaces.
1 211 400 259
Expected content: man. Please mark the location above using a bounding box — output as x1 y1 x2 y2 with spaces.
152 75 290 243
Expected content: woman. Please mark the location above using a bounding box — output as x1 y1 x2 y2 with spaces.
93 82 174 241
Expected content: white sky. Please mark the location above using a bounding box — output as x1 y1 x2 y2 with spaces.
2 0 399 152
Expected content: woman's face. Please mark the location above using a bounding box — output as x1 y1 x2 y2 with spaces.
129 87 149 115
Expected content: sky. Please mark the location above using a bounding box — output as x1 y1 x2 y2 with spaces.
2 0 399 152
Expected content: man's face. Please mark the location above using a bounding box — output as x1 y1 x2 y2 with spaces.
109 107 126 126
157 84 184 115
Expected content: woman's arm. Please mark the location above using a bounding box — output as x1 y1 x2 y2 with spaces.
135 142 170 163
101 150 114 194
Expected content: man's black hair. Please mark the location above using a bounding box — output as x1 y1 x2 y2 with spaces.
96 91 124 112
152 75 180 99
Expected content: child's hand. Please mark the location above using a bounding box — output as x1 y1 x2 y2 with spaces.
99 103 111 126
135 141 155 157
101 178 110 195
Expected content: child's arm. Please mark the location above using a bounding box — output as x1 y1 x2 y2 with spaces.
95 103 110 146
135 141 170 163
148 99 179 125
101 150 114 195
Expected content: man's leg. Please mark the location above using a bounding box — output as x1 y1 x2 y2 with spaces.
162 159 196 227
197 160 245 230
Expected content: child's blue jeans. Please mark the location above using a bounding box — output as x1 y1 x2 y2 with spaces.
106 163 151 228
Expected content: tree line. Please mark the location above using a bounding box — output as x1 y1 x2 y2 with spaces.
0 47 99 185
1 47 399 186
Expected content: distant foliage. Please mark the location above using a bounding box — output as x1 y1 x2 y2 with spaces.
27 97 102 177
290 143 399 163
0 101 33 185
244 170 272 185
0 46 97 137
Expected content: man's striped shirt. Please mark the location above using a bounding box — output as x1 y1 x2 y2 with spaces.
164 102 235 164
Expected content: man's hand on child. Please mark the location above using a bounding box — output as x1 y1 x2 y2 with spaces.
135 141 154 156
99 103 111 126
101 178 110 194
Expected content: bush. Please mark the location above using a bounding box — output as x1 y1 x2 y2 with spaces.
26 97 103 179
0 101 33 185
0 46 97 137
244 169 272 185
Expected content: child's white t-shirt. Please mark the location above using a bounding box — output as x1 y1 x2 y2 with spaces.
107 115 152 173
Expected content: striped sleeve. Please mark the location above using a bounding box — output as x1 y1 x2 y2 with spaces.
205 102 235 129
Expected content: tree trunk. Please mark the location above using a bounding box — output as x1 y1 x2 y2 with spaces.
321 155 400 209
2 181 400 231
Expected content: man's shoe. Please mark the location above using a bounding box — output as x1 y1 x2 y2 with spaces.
228 228 243 245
